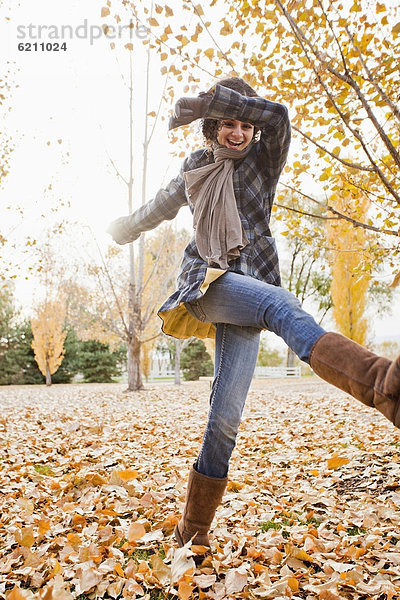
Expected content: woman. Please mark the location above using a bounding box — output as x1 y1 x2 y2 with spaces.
108 77 400 551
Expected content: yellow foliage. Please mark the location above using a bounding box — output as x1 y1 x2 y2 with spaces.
326 192 371 345
141 339 154 380
31 299 67 382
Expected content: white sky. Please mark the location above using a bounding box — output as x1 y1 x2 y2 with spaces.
1 0 399 343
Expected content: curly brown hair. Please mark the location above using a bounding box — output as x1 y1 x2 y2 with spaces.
201 77 260 146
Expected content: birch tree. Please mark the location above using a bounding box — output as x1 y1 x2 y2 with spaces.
101 2 197 390
276 198 332 366
227 0 400 274
31 300 67 386
326 191 371 345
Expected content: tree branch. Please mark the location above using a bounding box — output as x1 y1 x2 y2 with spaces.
132 12 216 79
343 23 400 124
273 0 400 205
188 0 239 76
142 332 161 345
291 125 374 172
277 182 399 237
100 126 128 186
86 227 130 338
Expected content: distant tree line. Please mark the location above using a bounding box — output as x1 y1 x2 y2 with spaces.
0 286 126 385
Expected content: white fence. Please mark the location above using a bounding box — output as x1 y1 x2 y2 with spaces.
254 366 301 378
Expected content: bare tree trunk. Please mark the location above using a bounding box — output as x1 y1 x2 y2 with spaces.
128 333 143 391
286 347 296 368
45 360 51 386
125 50 144 392
174 339 182 385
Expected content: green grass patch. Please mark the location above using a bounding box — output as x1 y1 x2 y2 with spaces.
148 591 175 600
132 548 154 562
260 520 282 532
260 512 322 539
347 526 367 536
34 464 55 476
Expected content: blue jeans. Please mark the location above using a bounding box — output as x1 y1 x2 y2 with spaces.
185 272 326 478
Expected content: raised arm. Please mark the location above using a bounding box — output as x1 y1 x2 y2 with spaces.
107 160 189 245
169 83 291 181
206 84 291 181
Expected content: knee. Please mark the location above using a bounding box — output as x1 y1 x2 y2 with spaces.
262 288 302 324
209 413 240 445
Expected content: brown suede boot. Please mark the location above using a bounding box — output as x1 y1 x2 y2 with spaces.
175 466 227 548
310 332 400 428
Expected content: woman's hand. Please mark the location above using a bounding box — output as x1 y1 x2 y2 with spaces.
107 216 140 245
168 92 213 130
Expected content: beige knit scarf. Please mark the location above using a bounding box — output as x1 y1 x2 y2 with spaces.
184 143 253 269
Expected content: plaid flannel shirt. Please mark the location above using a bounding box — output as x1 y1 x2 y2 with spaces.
128 84 291 339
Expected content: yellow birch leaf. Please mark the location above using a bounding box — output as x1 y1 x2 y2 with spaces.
86 472 108 485
17 526 35 547
138 560 150 573
127 522 146 542
178 580 193 600
115 563 125 577
204 48 214 59
8 587 30 600
220 22 233 35
271 549 283 564
101 7 110 17
288 577 299 592
151 552 171 584
67 532 82 548
327 456 349 469
285 543 314 562
165 5 174 16
191 544 209 554
117 469 138 482
36 519 51 537
176 35 189 46
227 480 243 492
50 560 62 576
194 4 204 16
125 43 133 51
319 591 342 600
148 17 159 27
390 271 400 288
392 22 400 34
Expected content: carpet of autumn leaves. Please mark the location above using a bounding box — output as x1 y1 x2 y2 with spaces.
1 378 400 600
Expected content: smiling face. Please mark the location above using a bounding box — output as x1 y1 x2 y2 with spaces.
217 119 255 151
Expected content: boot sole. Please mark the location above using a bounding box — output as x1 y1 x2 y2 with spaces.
174 524 184 548
174 524 211 566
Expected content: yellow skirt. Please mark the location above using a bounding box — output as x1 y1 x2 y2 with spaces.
158 267 226 339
